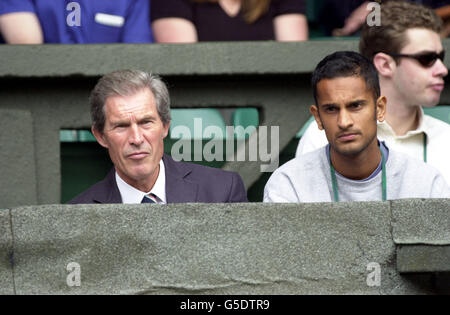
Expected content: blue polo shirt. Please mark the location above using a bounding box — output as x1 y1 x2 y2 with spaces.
0 0 153 43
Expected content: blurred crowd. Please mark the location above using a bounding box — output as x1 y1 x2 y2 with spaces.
319 0 449 37
0 0 448 44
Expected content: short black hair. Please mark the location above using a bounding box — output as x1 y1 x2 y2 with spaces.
312 51 380 105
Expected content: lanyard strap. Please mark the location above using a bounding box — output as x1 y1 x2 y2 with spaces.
423 133 427 163
330 148 387 202
381 149 387 201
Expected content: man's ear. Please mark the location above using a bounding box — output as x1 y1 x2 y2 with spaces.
162 121 170 139
310 104 324 130
91 126 108 149
373 52 395 78
376 96 387 122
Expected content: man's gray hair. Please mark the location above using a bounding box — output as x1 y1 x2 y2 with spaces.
90 69 171 132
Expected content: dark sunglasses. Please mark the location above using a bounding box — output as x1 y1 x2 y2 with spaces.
387 51 445 67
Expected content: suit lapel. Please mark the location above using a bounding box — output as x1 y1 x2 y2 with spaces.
94 156 198 204
163 154 199 203
93 168 122 204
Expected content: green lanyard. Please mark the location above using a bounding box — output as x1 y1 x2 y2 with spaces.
329 148 387 202
423 133 427 163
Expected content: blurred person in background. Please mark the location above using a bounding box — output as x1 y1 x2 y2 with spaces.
0 0 153 43
151 0 308 42
436 4 450 37
320 0 449 37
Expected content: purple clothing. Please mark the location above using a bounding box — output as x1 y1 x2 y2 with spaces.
0 0 153 43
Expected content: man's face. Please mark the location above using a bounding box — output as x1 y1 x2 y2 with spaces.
93 88 169 188
391 28 448 108
311 76 386 157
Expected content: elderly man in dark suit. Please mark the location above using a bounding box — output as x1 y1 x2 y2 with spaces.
68 70 247 204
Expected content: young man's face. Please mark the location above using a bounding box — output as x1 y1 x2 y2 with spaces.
311 76 386 157
93 88 169 189
391 28 448 108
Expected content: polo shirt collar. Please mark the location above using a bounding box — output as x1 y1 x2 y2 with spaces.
378 107 428 139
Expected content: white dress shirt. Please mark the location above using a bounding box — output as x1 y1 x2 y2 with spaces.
115 159 167 204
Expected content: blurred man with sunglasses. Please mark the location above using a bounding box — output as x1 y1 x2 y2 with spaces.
296 1 450 185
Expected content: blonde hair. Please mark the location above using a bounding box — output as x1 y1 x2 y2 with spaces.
193 0 271 23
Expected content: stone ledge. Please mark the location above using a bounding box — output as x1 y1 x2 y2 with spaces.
397 245 450 273
0 41 358 77
10 202 394 294
4 200 450 294
0 210 14 295
1 40 449 77
391 199 450 245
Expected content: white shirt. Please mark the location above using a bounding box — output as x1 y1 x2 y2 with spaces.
115 160 167 204
296 108 450 185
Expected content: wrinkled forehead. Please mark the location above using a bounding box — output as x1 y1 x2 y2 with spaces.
104 89 158 119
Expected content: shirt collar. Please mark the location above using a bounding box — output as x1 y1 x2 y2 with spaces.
115 159 166 204
150 160 166 203
378 107 429 138
326 140 389 182
415 107 426 134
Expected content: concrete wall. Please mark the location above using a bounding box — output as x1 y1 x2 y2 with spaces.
0 199 449 295
1 41 449 207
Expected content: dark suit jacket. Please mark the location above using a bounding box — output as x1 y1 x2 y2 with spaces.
67 154 248 204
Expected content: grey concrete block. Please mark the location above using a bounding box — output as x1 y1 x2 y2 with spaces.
0 210 14 294
0 109 37 208
11 202 423 294
391 199 450 245
0 42 358 77
397 245 450 273
1 86 92 205
2 41 450 77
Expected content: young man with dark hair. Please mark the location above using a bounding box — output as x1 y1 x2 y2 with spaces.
264 51 449 202
296 1 450 186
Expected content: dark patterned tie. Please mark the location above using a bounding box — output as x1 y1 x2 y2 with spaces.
141 196 156 203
